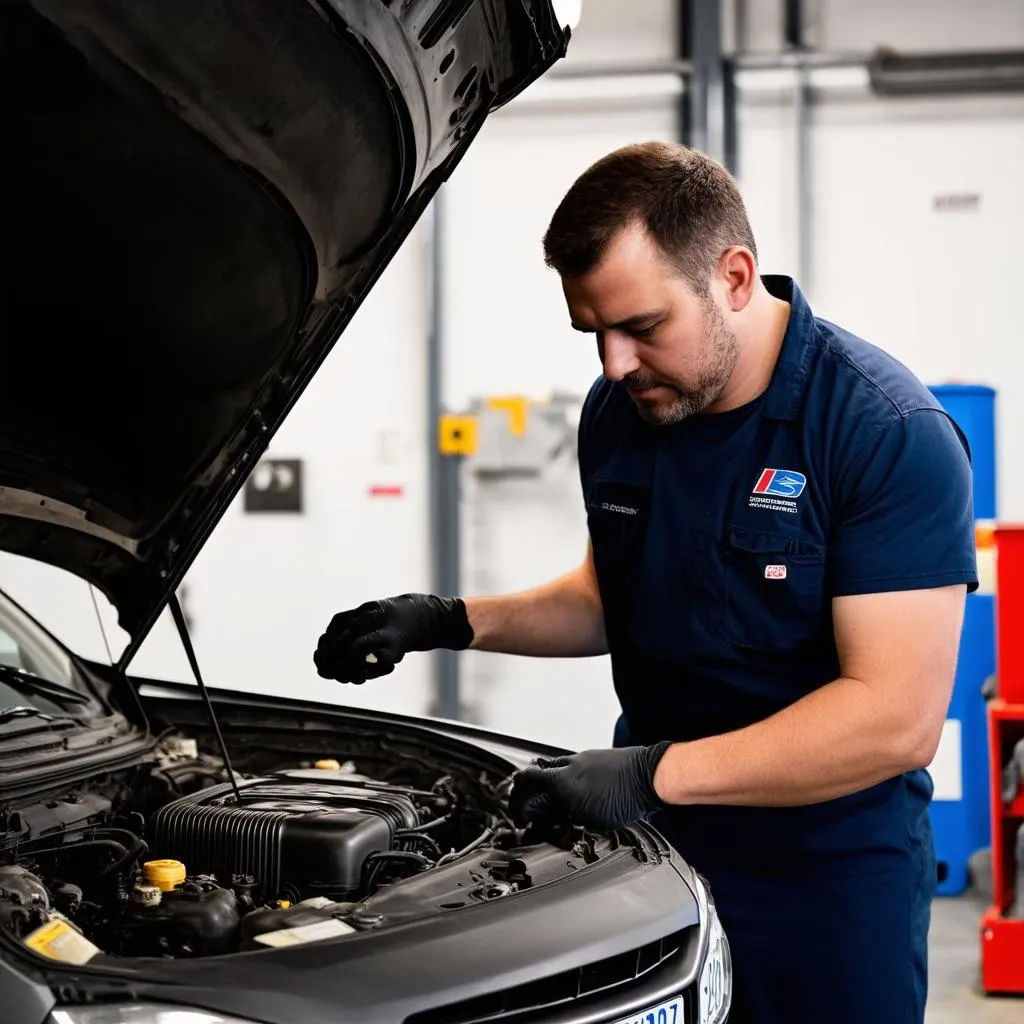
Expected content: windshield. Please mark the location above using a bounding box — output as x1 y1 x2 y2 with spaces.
0 590 82 713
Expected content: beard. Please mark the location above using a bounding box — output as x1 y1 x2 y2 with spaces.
622 303 740 427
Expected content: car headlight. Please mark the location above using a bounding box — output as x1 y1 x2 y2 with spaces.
51 1008 261 1024
697 885 732 1024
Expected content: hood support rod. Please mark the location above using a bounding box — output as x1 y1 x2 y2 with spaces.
168 595 242 804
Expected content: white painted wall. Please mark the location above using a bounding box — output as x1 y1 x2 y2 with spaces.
3 0 1023 753
439 27 681 750
735 74 1024 519
441 0 1024 750
734 0 1024 53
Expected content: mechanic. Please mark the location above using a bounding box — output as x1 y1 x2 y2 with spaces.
313 141 977 1023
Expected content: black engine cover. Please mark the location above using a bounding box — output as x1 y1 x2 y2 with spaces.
149 769 419 901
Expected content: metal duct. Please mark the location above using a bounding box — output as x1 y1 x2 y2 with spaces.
868 49 1024 97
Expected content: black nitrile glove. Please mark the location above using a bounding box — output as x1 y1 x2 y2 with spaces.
508 742 674 831
313 594 473 684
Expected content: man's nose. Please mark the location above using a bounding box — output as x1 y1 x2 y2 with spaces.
601 331 641 381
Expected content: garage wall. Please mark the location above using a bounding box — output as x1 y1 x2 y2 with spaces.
735 0 1024 53
443 0 1024 749
438 3 681 749
733 0 1024 519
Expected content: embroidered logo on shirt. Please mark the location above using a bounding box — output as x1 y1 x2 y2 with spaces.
599 502 639 516
765 564 788 580
753 468 807 497
749 468 806 514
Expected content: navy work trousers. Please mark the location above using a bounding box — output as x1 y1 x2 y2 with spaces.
690 844 934 1023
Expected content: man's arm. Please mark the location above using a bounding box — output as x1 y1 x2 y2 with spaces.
465 541 608 658
652 583 966 807
313 542 605 684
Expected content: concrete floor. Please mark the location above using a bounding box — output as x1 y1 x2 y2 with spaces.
926 893 1022 1022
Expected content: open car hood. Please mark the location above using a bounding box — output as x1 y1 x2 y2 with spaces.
0 0 567 663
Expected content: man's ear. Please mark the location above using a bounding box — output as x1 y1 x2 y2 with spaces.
719 247 757 312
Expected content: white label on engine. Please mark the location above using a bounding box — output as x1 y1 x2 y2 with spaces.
253 918 356 948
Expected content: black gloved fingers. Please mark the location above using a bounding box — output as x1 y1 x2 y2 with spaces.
535 755 571 769
508 773 556 826
512 792 558 827
508 764 563 823
313 638 349 679
349 630 405 677
314 630 400 684
325 602 386 640
314 640 369 683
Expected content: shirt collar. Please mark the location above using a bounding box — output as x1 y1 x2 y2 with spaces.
759 275 817 422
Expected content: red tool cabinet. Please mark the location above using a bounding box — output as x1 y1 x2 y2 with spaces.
980 527 1024 994
981 699 1024 993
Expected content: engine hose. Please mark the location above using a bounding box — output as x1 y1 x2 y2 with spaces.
398 814 450 833
93 830 148 877
360 850 432 893
26 838 129 869
436 827 496 867
24 829 146 879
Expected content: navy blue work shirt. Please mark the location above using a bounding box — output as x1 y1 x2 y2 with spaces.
579 275 978 875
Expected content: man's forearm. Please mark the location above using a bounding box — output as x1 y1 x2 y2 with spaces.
652 674 935 807
464 564 607 658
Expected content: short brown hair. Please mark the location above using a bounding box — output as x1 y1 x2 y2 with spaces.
542 141 757 293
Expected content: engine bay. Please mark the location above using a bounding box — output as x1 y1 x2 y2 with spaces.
0 727 617 964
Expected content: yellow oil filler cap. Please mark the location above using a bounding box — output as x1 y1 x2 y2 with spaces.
314 759 341 771
143 859 186 892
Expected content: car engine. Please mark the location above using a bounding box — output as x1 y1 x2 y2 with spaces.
0 733 614 962
150 769 422 904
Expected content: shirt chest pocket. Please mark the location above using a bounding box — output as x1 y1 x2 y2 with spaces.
719 525 829 651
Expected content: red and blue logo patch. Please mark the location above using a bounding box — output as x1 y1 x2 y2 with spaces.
753 468 807 499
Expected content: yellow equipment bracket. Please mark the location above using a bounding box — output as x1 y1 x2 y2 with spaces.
486 395 528 436
439 414 478 456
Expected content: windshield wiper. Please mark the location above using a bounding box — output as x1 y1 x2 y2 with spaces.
0 664 90 706
0 705 82 727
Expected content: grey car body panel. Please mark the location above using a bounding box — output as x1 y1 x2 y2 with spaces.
0 956 56 1024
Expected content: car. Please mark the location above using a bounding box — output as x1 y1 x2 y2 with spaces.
0 2 731 1023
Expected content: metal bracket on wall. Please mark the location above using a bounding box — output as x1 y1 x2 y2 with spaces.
439 393 580 481
470 394 580 480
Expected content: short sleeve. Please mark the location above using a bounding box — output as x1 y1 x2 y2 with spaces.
830 409 978 597
576 376 606 502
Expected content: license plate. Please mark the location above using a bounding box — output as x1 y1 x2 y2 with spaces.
611 995 685 1024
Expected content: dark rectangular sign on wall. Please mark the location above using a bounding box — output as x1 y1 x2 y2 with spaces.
244 458 303 513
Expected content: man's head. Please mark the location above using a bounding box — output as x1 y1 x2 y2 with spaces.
543 141 761 426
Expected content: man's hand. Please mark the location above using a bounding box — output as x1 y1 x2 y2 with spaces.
509 742 672 831
313 594 473 684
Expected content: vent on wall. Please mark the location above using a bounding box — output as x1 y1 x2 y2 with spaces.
418 0 473 49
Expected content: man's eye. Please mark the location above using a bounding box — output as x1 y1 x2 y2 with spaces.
632 325 657 339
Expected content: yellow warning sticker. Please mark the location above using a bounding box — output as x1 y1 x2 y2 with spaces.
24 917 100 965
439 414 478 456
